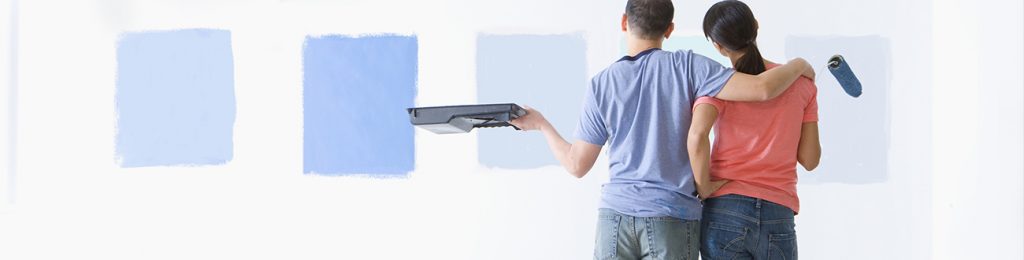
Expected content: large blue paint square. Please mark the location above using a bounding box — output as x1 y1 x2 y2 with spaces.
303 35 417 176
115 29 236 168
477 34 588 169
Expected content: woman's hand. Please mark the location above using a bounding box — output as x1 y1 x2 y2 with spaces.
509 106 550 131
800 59 816 81
802 68 816 81
698 180 730 200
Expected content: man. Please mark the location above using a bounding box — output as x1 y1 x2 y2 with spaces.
508 0 815 259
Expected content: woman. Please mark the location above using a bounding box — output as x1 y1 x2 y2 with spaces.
687 1 821 259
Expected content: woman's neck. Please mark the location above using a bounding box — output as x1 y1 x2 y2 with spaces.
726 52 772 69
727 52 744 67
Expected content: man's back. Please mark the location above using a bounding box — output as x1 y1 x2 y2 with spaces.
575 48 734 220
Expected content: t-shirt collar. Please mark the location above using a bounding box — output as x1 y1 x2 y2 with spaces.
618 48 660 62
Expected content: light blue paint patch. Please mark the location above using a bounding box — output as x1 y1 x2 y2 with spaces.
477 34 588 169
663 36 732 66
785 35 891 184
619 35 731 66
115 29 236 168
303 35 417 176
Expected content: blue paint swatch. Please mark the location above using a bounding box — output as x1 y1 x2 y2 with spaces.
115 29 236 167
477 34 587 169
303 35 417 176
663 36 732 66
785 35 891 184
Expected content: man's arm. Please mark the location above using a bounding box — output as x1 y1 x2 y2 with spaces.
797 122 821 171
714 58 814 102
763 59 816 79
509 107 602 178
687 103 728 199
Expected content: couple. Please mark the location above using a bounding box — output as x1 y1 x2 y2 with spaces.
509 0 820 259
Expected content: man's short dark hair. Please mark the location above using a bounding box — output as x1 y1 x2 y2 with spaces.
626 0 675 40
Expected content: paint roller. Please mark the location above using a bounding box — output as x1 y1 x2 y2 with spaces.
827 54 862 98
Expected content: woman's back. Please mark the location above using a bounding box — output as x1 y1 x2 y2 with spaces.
694 63 818 213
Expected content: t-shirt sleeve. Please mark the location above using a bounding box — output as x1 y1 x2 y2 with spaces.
574 82 609 145
693 96 725 113
803 82 819 122
687 51 735 97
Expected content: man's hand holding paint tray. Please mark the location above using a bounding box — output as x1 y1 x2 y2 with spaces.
507 106 548 131
407 103 527 134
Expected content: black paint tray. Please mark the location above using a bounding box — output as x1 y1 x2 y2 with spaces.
406 103 527 134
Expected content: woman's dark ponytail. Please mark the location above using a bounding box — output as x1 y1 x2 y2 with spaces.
703 0 766 75
735 42 766 75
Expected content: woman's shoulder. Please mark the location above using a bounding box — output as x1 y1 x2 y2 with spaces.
764 61 817 97
793 76 817 96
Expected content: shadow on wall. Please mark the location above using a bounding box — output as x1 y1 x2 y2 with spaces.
786 35 891 184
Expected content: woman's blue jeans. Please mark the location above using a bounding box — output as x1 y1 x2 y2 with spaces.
700 194 798 260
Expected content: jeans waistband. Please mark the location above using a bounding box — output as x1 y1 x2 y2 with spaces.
711 194 781 209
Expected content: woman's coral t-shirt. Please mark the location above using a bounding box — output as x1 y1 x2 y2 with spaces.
693 64 818 213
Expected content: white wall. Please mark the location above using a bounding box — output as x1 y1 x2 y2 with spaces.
0 0 14 208
933 0 1024 259
0 0 1020 259
748 0 935 258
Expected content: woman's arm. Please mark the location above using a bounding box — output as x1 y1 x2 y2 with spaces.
687 104 728 199
797 122 821 171
763 59 816 80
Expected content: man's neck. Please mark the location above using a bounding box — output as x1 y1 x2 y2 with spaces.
626 36 663 57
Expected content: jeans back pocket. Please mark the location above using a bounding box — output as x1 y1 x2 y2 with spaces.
768 232 797 260
702 222 748 260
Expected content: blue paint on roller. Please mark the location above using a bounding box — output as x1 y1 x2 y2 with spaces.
828 55 862 97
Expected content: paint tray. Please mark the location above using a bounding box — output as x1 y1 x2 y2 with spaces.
407 103 527 134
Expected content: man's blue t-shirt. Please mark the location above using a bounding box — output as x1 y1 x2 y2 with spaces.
574 48 734 220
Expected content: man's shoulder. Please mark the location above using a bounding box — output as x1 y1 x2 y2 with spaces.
591 63 622 84
590 63 633 89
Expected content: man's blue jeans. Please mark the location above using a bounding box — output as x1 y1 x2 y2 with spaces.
594 208 700 260
700 194 798 260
